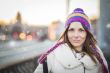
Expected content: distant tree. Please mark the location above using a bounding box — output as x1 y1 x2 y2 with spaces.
16 11 22 23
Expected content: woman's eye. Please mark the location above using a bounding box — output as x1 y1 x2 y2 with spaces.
79 29 85 32
68 28 74 31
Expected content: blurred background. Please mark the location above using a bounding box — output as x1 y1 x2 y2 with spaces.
0 0 110 73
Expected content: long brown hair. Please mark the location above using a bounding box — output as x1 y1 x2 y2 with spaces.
60 23 97 63
58 23 109 73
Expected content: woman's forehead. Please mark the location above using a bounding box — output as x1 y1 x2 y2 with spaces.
69 22 84 28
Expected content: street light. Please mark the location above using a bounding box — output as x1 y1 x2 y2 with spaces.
66 0 70 16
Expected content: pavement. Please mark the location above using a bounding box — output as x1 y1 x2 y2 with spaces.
0 40 55 69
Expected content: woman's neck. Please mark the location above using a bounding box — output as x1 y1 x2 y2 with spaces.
74 46 83 53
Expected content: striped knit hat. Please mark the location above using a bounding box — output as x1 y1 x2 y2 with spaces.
65 8 91 31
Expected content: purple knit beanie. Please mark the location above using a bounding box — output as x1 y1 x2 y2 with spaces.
65 8 91 31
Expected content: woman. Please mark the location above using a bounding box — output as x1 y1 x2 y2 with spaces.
34 8 109 73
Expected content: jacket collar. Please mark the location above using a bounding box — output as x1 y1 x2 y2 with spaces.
53 43 98 69
54 43 81 69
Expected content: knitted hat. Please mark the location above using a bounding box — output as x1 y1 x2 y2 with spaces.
65 8 91 31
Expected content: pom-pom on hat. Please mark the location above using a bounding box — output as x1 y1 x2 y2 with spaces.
65 8 91 31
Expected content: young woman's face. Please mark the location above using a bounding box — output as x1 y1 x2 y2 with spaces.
67 22 87 48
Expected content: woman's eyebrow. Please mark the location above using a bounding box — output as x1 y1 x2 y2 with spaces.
79 28 85 30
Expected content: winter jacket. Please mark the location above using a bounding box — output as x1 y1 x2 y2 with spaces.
34 43 106 73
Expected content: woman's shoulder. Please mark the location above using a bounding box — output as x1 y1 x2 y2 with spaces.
48 43 68 55
51 43 69 53
38 42 68 63
47 43 70 59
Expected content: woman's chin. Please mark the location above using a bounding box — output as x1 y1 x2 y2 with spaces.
71 43 81 47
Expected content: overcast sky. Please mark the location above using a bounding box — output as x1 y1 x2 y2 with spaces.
0 0 99 26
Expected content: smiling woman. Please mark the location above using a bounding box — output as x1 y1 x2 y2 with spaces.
34 8 109 73
67 22 87 52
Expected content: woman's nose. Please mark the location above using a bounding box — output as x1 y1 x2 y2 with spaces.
74 31 79 37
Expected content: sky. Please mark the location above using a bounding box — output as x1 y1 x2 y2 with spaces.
0 0 99 26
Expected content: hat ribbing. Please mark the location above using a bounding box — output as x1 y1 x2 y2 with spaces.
65 8 91 30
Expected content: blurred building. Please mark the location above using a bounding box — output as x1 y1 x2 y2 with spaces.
97 0 110 49
0 11 48 42
48 20 64 41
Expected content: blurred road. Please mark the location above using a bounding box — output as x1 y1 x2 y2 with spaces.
0 40 55 69
0 40 109 73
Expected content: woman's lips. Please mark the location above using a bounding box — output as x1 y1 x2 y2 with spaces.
73 40 80 43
